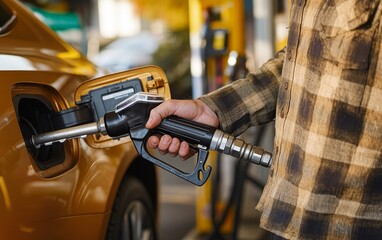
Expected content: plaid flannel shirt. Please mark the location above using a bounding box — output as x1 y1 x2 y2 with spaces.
200 0 382 239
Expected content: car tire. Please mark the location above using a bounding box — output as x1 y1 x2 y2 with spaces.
106 176 157 240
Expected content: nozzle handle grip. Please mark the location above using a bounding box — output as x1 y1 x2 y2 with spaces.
155 116 216 148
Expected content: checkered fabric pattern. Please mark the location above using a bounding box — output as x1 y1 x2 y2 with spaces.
200 0 382 239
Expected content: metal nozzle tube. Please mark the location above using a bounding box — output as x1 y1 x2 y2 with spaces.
31 118 106 148
209 129 272 167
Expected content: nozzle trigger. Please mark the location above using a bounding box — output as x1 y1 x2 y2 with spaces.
130 128 211 186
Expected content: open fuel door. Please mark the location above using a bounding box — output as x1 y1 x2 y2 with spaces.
65 65 170 148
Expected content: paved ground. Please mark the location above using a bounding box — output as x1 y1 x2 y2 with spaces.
158 167 195 240
157 168 270 240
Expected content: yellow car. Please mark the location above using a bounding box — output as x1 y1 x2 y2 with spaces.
0 1 170 239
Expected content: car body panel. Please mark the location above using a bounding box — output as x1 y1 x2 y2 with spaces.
0 1 96 76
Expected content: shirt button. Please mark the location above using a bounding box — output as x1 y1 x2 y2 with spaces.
284 82 288 90
287 49 293 60
280 109 285 118
270 169 274 177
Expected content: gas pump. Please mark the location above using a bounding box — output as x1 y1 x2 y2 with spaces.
201 6 229 92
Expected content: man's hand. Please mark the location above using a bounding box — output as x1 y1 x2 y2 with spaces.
145 99 219 158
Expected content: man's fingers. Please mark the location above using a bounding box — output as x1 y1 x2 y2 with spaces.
168 138 181 157
158 134 172 155
147 135 160 149
147 134 193 159
179 141 191 159
146 101 177 129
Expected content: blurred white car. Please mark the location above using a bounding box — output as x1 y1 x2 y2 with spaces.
93 32 162 73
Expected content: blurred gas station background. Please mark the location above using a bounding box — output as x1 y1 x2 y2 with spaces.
19 0 289 239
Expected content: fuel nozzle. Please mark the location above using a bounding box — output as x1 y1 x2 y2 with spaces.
30 92 272 186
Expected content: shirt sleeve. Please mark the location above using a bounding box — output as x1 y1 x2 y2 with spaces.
199 48 285 136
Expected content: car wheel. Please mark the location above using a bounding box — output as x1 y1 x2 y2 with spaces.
107 176 157 240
